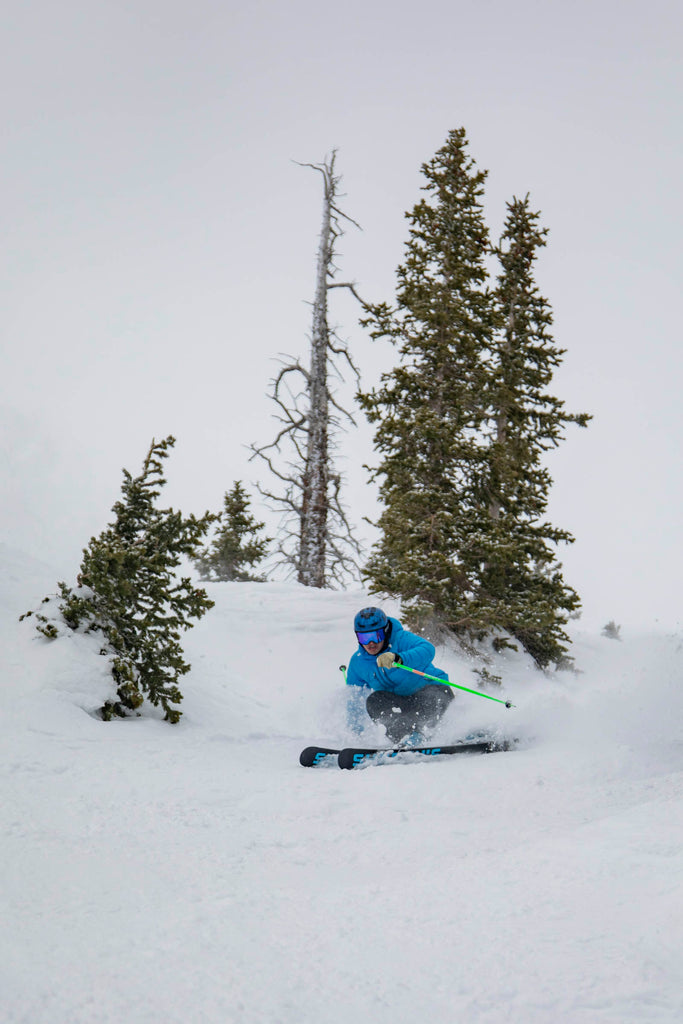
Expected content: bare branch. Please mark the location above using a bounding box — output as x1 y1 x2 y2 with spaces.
330 204 362 231
327 391 357 427
249 408 307 458
328 334 362 385
328 282 373 311
249 450 300 491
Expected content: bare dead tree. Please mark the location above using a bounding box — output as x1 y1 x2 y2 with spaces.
250 152 368 588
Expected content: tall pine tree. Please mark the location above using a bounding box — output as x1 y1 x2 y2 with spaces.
360 128 496 638
360 131 590 668
477 196 590 665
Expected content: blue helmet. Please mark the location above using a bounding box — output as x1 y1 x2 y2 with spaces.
354 606 388 633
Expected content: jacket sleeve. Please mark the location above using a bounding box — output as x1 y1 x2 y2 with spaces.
393 630 437 672
345 652 367 688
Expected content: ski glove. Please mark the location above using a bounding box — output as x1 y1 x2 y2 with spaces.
376 651 402 669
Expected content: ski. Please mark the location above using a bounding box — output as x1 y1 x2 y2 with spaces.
337 739 511 770
299 739 514 768
299 746 340 767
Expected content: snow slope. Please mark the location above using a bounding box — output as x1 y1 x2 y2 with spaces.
2 545 682 1024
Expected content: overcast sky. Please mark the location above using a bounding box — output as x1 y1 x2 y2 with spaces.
2 0 681 631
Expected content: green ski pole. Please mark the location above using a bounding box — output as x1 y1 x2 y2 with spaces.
395 662 515 708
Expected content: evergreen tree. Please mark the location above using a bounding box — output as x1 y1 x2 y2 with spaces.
360 131 590 668
360 128 496 636
476 196 591 665
194 481 271 582
22 437 215 722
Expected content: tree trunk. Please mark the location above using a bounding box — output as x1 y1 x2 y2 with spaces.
250 152 362 588
298 160 334 586
489 299 515 523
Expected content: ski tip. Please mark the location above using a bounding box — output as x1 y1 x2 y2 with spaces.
299 746 339 767
337 748 358 770
337 748 380 769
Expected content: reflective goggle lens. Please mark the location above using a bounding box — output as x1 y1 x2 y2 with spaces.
356 628 385 645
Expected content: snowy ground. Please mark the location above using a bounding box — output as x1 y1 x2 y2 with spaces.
2 543 682 1023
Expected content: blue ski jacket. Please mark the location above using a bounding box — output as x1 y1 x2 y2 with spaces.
346 617 449 696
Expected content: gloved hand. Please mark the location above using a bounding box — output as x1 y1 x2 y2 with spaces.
376 651 402 669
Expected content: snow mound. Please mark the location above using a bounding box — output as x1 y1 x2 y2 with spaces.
2 546 682 1023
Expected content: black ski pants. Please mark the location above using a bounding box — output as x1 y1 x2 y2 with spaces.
365 684 454 744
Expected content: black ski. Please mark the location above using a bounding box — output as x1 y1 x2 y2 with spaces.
299 746 340 767
299 739 514 769
337 739 510 770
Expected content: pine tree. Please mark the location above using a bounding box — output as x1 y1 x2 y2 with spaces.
477 196 591 665
360 128 496 636
23 437 215 722
194 481 271 582
360 131 590 668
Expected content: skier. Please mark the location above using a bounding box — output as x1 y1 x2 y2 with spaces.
346 606 454 744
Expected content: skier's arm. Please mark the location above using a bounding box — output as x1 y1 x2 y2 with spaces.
345 653 366 687
393 632 437 673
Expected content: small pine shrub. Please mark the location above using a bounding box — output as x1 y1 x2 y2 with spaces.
194 481 271 582
23 436 216 722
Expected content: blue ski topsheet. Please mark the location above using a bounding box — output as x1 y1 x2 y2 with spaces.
300 739 514 769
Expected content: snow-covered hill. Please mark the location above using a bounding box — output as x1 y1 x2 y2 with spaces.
2 545 682 1023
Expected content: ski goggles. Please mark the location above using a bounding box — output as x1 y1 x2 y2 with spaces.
356 627 386 646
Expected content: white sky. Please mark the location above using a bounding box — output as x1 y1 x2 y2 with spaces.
2 0 681 630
